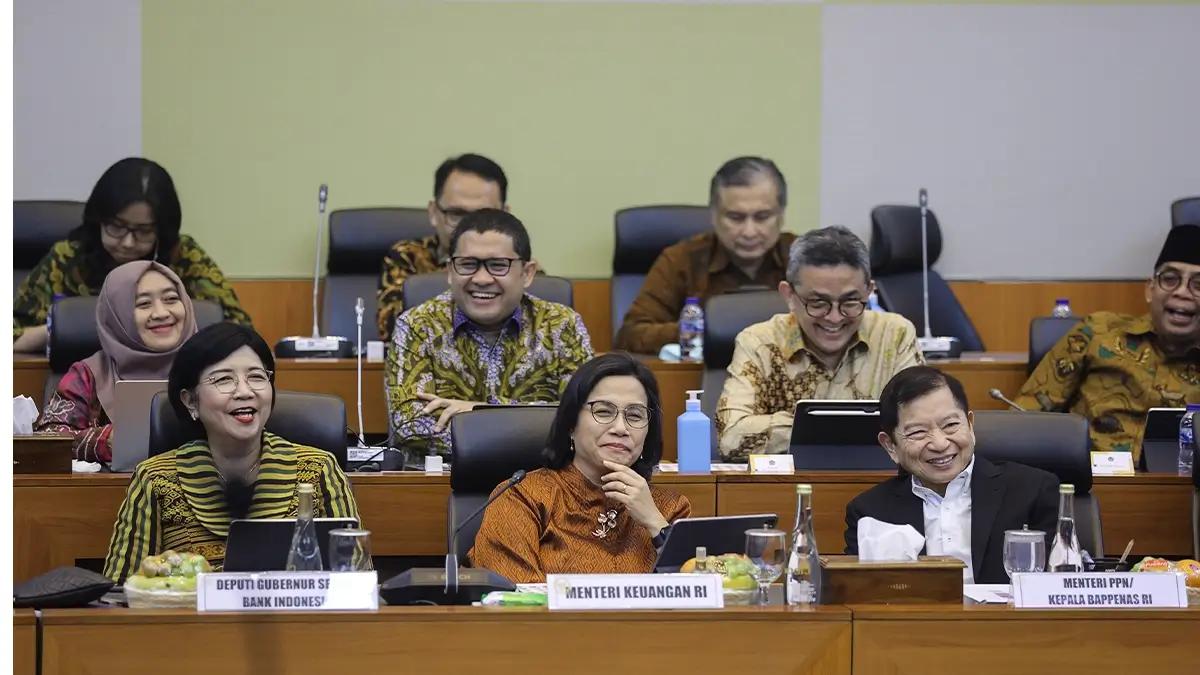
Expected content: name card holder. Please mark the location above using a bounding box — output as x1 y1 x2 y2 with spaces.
748 454 794 475
546 574 723 610
197 571 378 612
1090 451 1136 476
1012 572 1187 609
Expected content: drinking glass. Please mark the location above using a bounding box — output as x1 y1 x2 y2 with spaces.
1003 528 1046 580
329 528 373 572
744 528 787 606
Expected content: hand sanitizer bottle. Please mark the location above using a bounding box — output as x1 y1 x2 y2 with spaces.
677 389 711 473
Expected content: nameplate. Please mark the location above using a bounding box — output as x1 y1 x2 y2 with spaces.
196 571 378 612
293 337 342 352
1090 451 1136 476
1012 572 1187 609
748 454 795 475
546 574 723 610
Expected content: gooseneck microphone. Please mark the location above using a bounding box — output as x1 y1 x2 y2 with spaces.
354 296 366 447
913 187 963 359
445 470 528 593
989 388 1026 412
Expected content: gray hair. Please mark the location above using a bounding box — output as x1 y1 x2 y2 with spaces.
708 156 787 209
786 226 872 286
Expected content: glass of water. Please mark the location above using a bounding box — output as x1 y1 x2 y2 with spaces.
328 528 373 572
745 528 787 606
1003 527 1046 580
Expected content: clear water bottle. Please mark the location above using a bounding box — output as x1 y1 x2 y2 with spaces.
867 291 882 312
679 296 704 362
1047 484 1083 572
286 483 323 571
1051 298 1072 318
786 484 821 606
46 293 65 359
1178 404 1199 477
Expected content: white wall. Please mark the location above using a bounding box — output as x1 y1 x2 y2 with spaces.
13 0 142 200
820 4 1200 280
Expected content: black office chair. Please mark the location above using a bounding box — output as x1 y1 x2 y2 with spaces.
43 297 224 404
972 411 1103 557
13 200 85 291
1171 196 1200 227
148 390 349 468
322 207 433 343
401 272 574 311
700 291 789 459
1027 316 1082 375
448 406 558 561
611 205 711 338
869 205 985 352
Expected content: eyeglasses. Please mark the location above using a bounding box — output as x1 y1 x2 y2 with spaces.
586 400 651 429
101 219 157 243
450 256 523 277
790 285 867 319
201 369 274 394
434 203 474 226
1154 269 1200 296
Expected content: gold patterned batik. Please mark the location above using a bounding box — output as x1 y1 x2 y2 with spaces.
716 310 924 460
376 235 444 341
1015 312 1200 461
13 234 251 339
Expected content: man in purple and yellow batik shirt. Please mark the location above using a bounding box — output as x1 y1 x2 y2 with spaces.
384 209 592 455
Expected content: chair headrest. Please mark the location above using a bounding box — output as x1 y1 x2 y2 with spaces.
613 205 711 275
972 411 1092 492
401 273 574 311
149 391 348 468
48 297 223 373
702 290 788 370
327 208 433 273
13 200 85 268
450 406 558 493
869 205 943 275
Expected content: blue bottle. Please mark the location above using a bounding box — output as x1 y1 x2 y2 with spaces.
677 389 711 473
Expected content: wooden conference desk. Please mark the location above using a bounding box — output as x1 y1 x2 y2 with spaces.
13 352 1027 459
13 471 1191 584
30 605 1199 675
13 610 36 675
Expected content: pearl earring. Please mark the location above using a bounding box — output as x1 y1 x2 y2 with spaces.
189 410 198 421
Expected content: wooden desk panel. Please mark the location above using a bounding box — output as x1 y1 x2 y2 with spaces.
13 610 36 675
852 605 1199 675
41 606 852 675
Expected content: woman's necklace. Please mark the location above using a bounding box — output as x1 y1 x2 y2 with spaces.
215 456 261 485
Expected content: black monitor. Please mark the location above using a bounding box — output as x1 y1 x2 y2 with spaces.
788 399 894 470
224 518 359 572
1141 408 1186 473
653 514 778 573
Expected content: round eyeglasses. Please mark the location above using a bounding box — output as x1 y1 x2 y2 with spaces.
1154 269 1200 296
586 401 651 429
201 369 274 394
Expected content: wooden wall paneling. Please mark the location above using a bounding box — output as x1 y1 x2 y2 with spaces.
572 278 612 353
229 278 317 347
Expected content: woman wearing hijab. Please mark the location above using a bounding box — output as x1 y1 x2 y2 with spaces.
34 260 198 462
13 157 250 352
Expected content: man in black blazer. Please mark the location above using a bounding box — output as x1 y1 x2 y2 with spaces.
844 366 1059 584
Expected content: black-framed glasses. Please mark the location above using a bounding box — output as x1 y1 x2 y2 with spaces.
586 400 651 429
434 203 473 225
201 369 274 394
101 218 157 243
789 285 867 319
450 256 523 277
1154 269 1200 295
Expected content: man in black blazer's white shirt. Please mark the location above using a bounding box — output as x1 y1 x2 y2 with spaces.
844 366 1059 584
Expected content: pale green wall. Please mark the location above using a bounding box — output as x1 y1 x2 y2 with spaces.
142 1 822 278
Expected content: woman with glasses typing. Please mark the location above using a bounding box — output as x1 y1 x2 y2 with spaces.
469 353 691 583
34 261 197 463
13 157 250 353
103 323 358 583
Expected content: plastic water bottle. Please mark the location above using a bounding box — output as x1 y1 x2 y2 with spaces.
677 389 711 473
45 293 65 359
679 297 704 362
1179 404 1199 477
786 484 821 606
286 483 323 571
1047 484 1083 572
867 291 882 311
1052 298 1072 318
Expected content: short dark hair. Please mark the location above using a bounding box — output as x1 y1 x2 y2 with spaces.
878 366 970 440
70 157 183 287
168 323 276 436
448 208 532 261
787 225 872 286
434 153 508 204
708 156 787 209
544 353 664 480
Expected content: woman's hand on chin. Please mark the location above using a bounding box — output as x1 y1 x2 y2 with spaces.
601 460 668 536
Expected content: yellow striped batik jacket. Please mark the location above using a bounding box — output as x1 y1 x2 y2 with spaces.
103 432 359 583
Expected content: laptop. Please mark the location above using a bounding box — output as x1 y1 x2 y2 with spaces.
788 399 894 470
109 379 169 472
1141 408 1186 473
653 514 779 573
223 517 360 572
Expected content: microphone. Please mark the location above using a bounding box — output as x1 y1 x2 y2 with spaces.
913 187 963 359
273 183 353 358
445 470 528 593
354 297 366 448
989 388 1026 412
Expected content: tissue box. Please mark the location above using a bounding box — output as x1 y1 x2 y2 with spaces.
819 555 964 605
13 434 73 474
